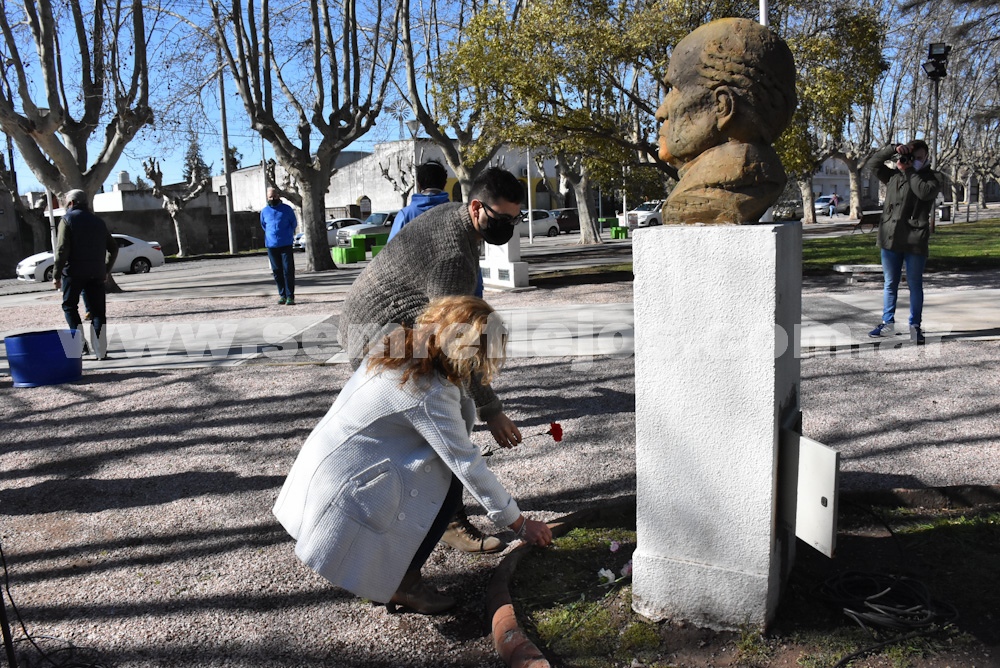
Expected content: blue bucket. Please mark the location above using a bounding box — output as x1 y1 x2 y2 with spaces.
4 329 85 388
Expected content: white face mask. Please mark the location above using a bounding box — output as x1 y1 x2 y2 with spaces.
912 158 925 171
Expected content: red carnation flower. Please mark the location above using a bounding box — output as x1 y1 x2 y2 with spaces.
547 422 563 442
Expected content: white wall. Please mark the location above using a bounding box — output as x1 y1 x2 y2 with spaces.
210 139 562 218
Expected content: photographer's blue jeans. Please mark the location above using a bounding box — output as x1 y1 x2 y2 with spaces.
881 248 927 326
267 245 295 300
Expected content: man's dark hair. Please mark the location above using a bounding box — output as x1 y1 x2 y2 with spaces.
910 139 930 154
416 160 448 191
469 167 523 205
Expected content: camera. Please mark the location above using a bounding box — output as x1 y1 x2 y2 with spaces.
896 153 914 163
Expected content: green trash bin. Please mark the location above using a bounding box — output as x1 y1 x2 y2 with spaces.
333 247 356 264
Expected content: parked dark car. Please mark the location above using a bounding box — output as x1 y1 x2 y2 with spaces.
551 208 580 233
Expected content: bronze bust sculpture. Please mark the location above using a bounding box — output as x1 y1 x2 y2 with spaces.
656 18 797 225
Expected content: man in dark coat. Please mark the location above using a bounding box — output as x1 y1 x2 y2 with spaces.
53 189 118 359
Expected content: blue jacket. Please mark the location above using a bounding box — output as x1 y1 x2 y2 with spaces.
388 190 450 240
260 202 298 248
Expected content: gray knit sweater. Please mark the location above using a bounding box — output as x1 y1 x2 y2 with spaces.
338 201 502 419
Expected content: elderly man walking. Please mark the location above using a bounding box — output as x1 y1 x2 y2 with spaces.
53 189 118 360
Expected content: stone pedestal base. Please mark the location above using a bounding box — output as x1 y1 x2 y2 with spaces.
482 233 530 289
630 224 801 630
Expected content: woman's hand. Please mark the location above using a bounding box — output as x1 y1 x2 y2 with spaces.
486 411 522 449
511 516 552 547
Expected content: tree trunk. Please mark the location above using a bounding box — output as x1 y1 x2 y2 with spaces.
847 165 862 219
299 169 336 272
798 179 817 225
168 205 195 257
573 174 602 245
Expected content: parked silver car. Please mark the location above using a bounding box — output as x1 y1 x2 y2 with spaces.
293 218 362 250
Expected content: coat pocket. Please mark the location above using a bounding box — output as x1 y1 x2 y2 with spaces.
335 459 402 534
905 220 929 249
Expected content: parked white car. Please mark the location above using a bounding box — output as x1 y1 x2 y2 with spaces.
814 195 849 215
620 201 665 228
16 234 165 282
518 209 560 237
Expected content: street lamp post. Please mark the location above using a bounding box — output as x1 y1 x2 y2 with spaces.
922 42 950 231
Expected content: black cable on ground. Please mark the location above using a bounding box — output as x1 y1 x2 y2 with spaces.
816 571 959 668
0 537 110 668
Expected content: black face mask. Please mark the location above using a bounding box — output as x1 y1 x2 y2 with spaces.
268 198 281 207
478 203 518 245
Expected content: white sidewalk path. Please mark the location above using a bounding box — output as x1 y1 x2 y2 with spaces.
3 283 998 375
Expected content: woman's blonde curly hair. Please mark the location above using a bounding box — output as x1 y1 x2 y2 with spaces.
366 295 507 387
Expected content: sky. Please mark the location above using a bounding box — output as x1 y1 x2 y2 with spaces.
9 93 398 195
5 0 409 197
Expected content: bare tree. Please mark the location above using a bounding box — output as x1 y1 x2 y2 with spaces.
0 0 152 203
143 158 211 257
398 0 507 201
379 154 414 207
211 0 403 272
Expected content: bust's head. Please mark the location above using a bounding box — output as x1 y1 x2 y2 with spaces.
656 18 796 168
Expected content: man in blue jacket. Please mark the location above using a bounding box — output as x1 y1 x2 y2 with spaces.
389 160 450 240
261 187 298 305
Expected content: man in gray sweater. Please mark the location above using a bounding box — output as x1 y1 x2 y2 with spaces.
339 167 524 553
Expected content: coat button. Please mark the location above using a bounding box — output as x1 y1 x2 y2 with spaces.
410 489 419 497
398 512 406 521
424 465 432 473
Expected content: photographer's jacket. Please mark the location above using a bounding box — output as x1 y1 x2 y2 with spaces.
865 145 942 256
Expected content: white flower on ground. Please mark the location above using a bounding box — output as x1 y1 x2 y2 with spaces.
620 559 633 577
609 540 621 553
598 568 615 584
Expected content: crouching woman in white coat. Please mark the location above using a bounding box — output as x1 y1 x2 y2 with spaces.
272 295 552 614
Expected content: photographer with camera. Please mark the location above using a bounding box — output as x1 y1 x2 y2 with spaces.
865 140 941 343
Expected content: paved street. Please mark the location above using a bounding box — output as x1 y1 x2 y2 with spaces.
2 217 999 377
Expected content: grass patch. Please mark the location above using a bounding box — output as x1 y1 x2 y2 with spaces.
801 218 1000 273
509 500 1000 667
530 219 1000 281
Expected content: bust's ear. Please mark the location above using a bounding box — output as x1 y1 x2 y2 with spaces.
713 86 736 131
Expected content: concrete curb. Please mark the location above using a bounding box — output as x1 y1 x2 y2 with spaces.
488 545 549 668
487 498 636 668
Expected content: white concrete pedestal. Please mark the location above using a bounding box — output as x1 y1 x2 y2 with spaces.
631 224 801 630
481 233 529 289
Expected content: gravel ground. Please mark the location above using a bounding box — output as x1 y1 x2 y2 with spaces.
1 275 999 667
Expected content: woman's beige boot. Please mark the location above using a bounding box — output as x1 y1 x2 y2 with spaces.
439 508 504 553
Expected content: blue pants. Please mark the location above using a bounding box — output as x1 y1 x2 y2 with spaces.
62 275 106 339
267 245 295 300
881 248 927 327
